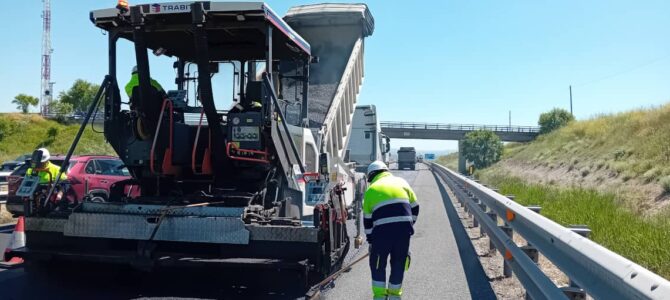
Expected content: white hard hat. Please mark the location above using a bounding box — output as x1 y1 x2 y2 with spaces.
131 66 138 74
37 148 50 163
367 161 388 177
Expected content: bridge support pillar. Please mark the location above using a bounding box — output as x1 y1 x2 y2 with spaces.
458 140 467 174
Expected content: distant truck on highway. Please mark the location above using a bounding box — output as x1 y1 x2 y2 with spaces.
397 147 417 170
348 105 391 172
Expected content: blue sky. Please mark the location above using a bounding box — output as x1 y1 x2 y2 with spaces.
1 1 669 152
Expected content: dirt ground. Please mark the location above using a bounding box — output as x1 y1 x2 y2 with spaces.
0 205 14 224
492 160 670 216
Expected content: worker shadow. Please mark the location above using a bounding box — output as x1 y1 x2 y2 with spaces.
0 262 310 300
432 172 497 300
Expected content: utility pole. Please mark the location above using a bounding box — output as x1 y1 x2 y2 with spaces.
41 0 53 115
508 110 511 127
569 85 573 115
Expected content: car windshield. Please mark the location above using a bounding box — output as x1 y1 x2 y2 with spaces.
96 159 129 176
1 164 16 172
15 154 31 162
10 159 75 176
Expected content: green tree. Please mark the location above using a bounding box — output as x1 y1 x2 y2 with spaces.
51 101 74 117
538 108 574 134
58 79 100 112
462 130 503 169
12 94 39 113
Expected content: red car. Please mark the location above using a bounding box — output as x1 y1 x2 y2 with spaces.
6 155 137 216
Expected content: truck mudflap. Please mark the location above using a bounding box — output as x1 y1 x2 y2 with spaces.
24 214 320 244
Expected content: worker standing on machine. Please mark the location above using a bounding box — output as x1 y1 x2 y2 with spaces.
25 148 68 204
363 161 419 300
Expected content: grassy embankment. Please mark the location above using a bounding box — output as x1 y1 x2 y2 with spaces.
478 173 670 279
0 114 114 223
0 113 114 162
435 152 458 170
437 104 670 279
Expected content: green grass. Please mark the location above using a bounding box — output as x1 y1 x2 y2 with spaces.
436 152 458 170
479 172 670 279
0 113 114 162
502 104 670 183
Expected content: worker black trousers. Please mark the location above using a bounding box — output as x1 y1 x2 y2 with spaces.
369 233 411 295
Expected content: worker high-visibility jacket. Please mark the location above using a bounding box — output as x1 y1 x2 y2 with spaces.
124 73 164 98
26 161 67 184
363 172 419 242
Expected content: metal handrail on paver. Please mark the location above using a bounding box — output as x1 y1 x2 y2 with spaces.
380 121 540 133
430 162 670 300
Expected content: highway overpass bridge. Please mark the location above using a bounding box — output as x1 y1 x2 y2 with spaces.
380 122 540 142
380 121 541 172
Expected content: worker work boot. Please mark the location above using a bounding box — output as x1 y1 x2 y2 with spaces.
387 283 402 300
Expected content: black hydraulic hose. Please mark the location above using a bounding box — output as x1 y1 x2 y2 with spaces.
43 76 111 209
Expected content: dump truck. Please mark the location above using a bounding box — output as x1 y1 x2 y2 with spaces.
397 147 417 170
12 1 374 283
347 105 391 172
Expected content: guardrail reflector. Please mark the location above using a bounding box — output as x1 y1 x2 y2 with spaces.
506 209 516 222
504 249 513 261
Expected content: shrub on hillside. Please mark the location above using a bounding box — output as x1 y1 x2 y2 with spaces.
660 177 670 193
462 130 503 169
538 108 575 134
0 119 9 142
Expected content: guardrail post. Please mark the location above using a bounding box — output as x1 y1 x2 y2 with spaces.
487 211 497 251
521 205 541 266
500 194 517 278
559 225 591 300
501 225 514 277
471 198 479 228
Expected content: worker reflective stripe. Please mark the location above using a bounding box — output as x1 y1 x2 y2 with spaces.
412 215 418 221
364 213 372 219
387 296 401 300
365 228 373 234
410 201 418 208
372 280 386 288
388 283 402 290
373 216 414 226
371 198 410 213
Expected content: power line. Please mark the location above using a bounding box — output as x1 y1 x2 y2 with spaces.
574 53 670 87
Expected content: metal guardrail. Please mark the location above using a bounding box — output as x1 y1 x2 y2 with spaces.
430 162 670 300
44 113 105 123
0 222 15 234
381 121 540 133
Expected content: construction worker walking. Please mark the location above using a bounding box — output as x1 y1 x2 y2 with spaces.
363 161 419 300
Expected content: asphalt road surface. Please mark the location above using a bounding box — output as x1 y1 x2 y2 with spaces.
0 164 491 299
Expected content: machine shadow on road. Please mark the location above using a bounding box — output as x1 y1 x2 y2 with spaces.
432 172 497 300
2 261 311 300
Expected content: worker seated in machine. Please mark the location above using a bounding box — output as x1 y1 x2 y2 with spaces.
125 66 167 140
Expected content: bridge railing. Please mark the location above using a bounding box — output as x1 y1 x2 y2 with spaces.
380 121 540 133
430 162 670 300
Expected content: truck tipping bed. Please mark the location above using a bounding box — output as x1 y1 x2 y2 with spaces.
284 4 374 156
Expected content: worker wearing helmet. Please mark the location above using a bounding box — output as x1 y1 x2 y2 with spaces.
124 66 165 99
125 66 166 139
363 161 419 300
25 148 67 201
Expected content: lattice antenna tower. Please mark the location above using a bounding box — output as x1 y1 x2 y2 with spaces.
40 0 53 115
